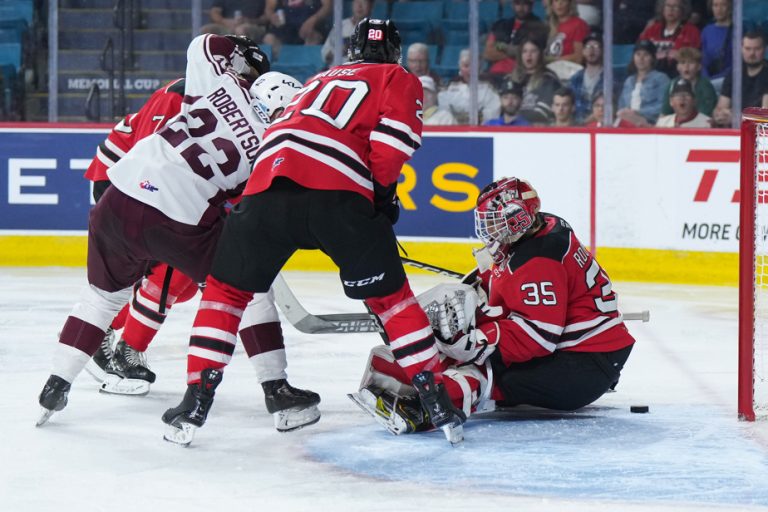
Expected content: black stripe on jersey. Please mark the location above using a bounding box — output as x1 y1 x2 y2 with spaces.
558 316 616 343
98 142 121 164
258 133 372 181
182 95 202 105
391 335 434 360
166 78 186 96
190 336 236 356
131 296 166 324
513 315 561 344
373 123 421 150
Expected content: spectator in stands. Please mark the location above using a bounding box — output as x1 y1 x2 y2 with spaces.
699 0 732 87
583 90 606 126
575 0 601 27
613 0 656 45
201 1 268 41
545 0 591 65
508 37 561 124
638 0 702 77
438 49 501 124
484 79 531 126
616 40 671 127
263 0 331 50
484 0 547 83
656 77 712 127
321 0 372 65
713 31 768 127
660 47 716 116
406 43 442 87
420 76 457 126
569 31 603 124
552 87 577 126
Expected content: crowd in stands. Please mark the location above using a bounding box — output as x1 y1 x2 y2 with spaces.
194 0 768 128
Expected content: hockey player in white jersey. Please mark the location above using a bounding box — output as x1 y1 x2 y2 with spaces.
35 34 307 428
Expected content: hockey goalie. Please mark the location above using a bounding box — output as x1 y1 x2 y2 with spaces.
350 177 636 441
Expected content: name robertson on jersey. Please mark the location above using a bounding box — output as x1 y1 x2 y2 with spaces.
207 87 261 162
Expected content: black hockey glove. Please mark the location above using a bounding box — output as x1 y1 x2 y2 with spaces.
378 195 401 225
374 182 400 225
411 371 466 430
224 35 270 76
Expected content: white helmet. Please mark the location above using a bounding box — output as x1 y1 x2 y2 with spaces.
249 72 302 121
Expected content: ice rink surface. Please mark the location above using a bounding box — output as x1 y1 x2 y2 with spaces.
3 267 768 512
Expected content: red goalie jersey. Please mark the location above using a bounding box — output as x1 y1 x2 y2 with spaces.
476 213 635 365
244 62 423 202
84 78 185 183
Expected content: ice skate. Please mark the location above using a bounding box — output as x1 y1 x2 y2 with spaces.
412 371 466 445
348 384 431 435
84 327 115 382
100 340 156 396
262 379 321 432
162 368 223 446
36 375 71 427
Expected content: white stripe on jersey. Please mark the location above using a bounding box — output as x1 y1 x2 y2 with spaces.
263 128 367 168
104 138 127 159
377 296 418 325
189 346 232 365
563 315 612 333
558 317 624 349
198 300 245 318
396 344 439 368
379 117 422 145
257 139 374 191
96 149 117 168
114 117 133 134
128 302 163 330
370 131 417 157
191 326 238 346
389 326 434 350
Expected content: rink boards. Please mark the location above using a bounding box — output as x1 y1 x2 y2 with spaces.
0 125 741 285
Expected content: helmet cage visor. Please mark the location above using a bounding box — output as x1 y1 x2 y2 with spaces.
474 199 534 246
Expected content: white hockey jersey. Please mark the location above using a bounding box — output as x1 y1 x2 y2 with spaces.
108 34 268 226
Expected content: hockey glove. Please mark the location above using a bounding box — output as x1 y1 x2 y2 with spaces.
435 325 496 365
411 371 466 430
377 194 400 225
224 35 270 76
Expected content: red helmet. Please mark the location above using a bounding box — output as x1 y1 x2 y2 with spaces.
474 177 541 253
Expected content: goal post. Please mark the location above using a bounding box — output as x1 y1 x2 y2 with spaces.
739 107 768 421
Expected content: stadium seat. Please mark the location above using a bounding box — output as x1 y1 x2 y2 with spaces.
402 43 438 68
443 28 469 46
0 0 34 25
0 42 22 69
259 43 273 63
391 1 444 43
433 44 464 82
443 1 500 31
273 45 324 83
612 44 635 68
0 18 28 43
343 0 389 19
744 1 768 23
0 62 17 115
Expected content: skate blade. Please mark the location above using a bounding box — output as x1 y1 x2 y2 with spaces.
274 405 321 432
99 374 150 396
441 423 464 446
347 391 409 435
84 359 108 383
36 407 55 427
163 422 197 446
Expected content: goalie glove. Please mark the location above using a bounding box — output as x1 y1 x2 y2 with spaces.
435 324 497 366
419 283 479 341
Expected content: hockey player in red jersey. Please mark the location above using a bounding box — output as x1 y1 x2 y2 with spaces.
36 33 309 429
161 18 467 446
351 177 636 435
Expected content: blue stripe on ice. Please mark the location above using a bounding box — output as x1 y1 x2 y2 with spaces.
305 405 768 507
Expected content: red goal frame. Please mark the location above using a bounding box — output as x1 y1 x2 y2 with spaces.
739 107 768 421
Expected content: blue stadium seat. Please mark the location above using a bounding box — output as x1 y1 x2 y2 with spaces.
343 0 389 19
0 18 28 43
0 0 34 25
402 43 438 68
259 43 273 63
274 45 324 83
391 1 444 43
443 1 500 31
612 44 634 68
443 28 469 46
433 44 464 81
0 42 22 69
744 1 768 23
0 62 17 114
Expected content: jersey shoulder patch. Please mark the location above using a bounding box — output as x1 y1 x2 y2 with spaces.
507 213 573 269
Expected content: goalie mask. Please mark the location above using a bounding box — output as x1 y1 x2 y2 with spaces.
474 177 541 264
348 18 402 64
249 72 302 122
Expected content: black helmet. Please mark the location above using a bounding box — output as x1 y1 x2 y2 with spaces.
348 18 402 64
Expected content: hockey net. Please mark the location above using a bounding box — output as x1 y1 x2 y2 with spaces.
740 107 768 421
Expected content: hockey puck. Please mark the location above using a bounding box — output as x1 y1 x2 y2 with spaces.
630 405 649 413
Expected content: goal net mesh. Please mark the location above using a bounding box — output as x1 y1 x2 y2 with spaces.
753 121 768 416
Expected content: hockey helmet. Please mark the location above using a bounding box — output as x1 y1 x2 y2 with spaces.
474 177 541 250
249 72 302 121
348 18 402 64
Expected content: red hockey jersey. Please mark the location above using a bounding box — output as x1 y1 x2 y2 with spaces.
84 78 185 182
244 61 423 202
477 214 635 365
